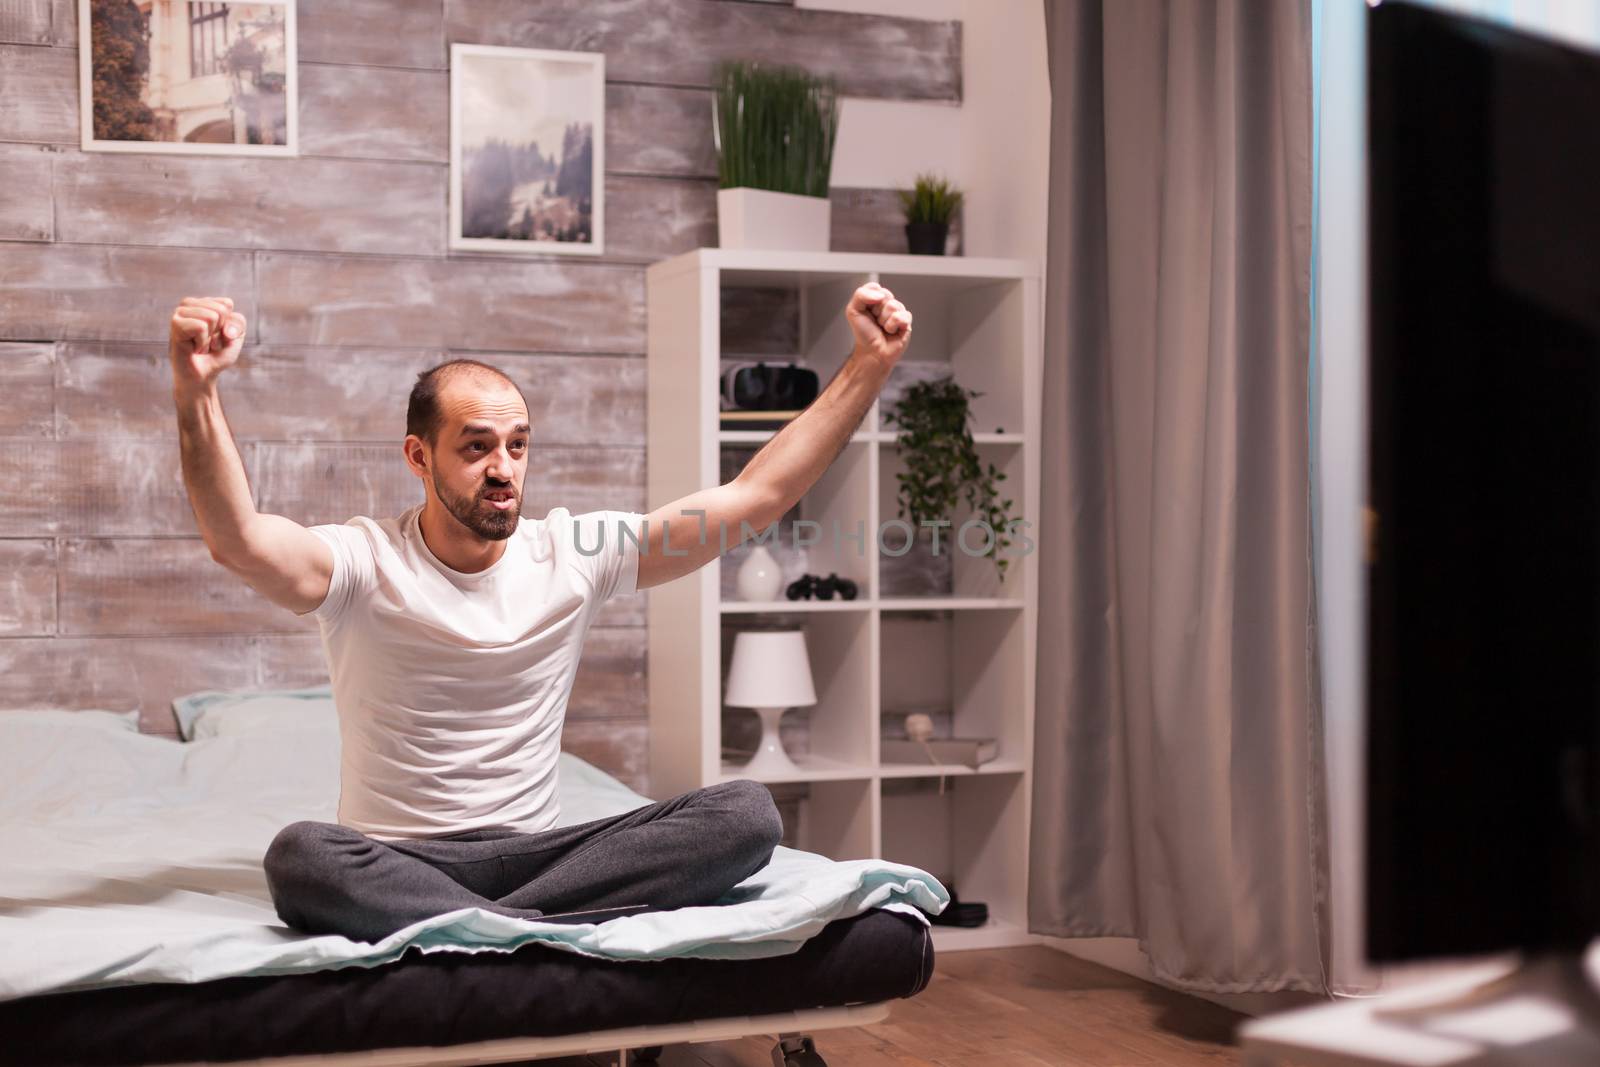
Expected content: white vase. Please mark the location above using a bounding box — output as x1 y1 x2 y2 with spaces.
717 188 832 252
737 544 784 602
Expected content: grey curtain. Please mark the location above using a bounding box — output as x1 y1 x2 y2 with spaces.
1030 0 1329 994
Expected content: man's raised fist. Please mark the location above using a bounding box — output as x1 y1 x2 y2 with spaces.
170 296 247 388
846 282 913 368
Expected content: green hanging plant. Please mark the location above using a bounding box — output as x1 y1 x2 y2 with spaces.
883 376 1017 580
711 60 840 198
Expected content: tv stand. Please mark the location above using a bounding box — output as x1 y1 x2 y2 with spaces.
1240 943 1600 1066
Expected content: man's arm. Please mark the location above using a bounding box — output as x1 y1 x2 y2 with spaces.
635 282 913 591
170 297 334 615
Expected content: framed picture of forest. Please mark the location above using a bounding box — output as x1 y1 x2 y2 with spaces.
79 0 297 155
450 44 605 256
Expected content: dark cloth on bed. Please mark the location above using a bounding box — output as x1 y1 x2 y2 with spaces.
264 778 783 942
0 909 933 1067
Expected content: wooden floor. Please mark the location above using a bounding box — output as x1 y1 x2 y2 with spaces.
529 945 1254 1066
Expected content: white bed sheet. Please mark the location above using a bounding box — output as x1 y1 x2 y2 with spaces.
0 714 948 1003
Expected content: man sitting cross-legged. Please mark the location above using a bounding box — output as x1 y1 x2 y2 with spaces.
165 286 913 943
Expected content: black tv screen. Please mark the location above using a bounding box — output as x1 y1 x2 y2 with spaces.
1367 1 1600 962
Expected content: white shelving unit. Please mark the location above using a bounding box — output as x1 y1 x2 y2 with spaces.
645 248 1042 952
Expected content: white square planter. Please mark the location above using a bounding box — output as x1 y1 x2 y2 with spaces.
717 187 832 252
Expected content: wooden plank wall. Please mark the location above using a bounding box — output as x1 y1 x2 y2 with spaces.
0 0 962 794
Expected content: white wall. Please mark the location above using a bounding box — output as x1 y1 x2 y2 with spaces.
799 0 1052 268
1312 0 1374 999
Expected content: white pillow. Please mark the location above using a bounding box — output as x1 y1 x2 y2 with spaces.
172 687 336 741
0 712 181 817
0 708 141 732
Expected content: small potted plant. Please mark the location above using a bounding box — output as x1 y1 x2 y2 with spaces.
884 375 1017 581
897 173 964 256
712 60 841 251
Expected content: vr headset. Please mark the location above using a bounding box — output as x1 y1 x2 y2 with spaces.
720 362 819 411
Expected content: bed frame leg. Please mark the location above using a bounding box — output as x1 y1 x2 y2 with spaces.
771 1032 828 1067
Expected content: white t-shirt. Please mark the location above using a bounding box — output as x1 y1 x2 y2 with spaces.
305 504 645 841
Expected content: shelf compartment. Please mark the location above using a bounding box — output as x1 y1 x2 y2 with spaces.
880 772 1029 934
718 270 869 396
879 608 1028 766
719 285 799 361
719 438 873 604
803 778 876 859
873 273 1028 438
719 610 873 777
762 781 809 850
878 440 1026 602
712 779 874 859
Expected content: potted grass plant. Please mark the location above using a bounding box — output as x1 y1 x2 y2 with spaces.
897 173 964 255
712 60 841 251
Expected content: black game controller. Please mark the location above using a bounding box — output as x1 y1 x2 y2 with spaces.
785 573 858 601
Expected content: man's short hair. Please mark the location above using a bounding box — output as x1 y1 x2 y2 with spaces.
406 359 527 444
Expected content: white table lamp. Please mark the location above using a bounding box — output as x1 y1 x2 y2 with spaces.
725 630 816 777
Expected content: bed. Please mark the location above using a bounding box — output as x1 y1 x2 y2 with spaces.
0 696 944 1066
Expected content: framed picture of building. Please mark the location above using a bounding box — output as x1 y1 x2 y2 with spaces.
78 0 297 156
450 44 605 256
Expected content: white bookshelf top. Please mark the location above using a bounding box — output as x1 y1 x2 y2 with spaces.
648 247 1039 286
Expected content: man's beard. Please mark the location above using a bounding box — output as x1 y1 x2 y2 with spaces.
433 470 519 541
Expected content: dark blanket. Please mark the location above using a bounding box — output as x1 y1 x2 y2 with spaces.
0 908 933 1066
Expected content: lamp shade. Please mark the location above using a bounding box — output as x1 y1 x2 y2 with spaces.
725 630 816 708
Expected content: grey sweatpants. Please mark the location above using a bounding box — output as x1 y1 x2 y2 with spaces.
263 779 783 943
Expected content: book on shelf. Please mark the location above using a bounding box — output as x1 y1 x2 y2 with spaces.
720 409 801 432
881 738 998 769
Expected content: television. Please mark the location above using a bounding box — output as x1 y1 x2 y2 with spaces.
1366 1 1600 966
